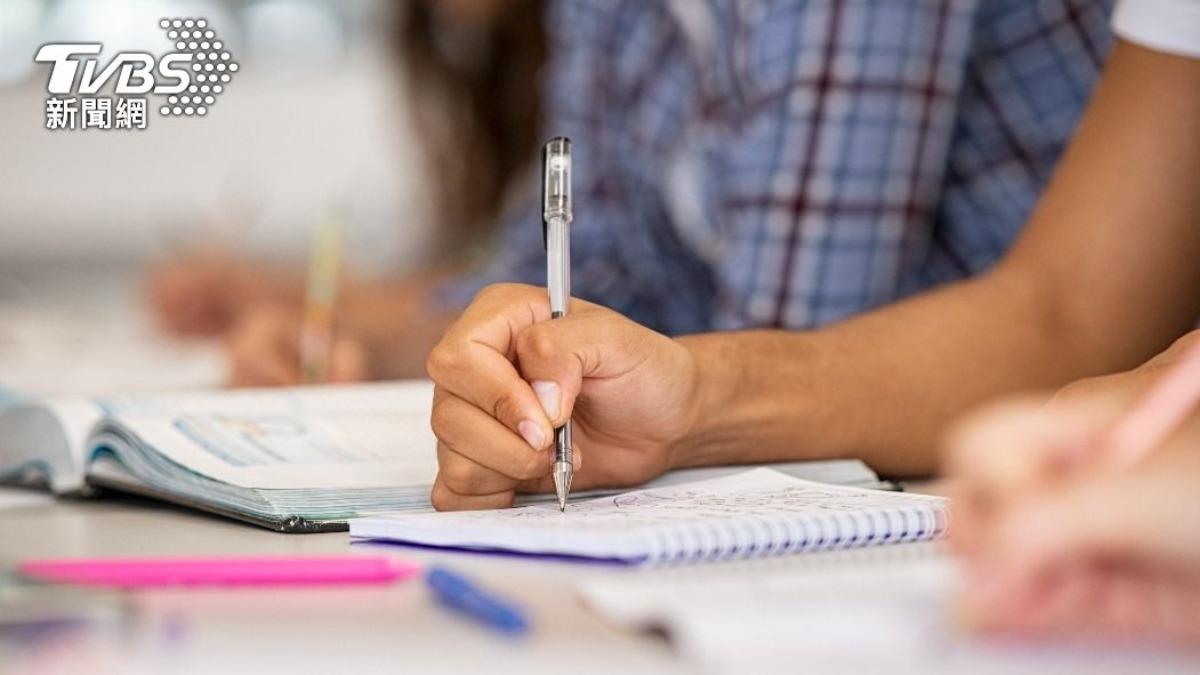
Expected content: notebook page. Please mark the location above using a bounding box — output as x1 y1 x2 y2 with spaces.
351 469 947 562
583 548 964 671
579 547 1200 674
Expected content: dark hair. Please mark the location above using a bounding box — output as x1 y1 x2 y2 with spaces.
397 2 546 254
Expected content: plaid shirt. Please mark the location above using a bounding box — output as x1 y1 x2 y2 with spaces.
443 0 1114 334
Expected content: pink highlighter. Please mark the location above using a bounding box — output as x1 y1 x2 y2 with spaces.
18 555 421 588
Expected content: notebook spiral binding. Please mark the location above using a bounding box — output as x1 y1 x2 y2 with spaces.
639 503 950 567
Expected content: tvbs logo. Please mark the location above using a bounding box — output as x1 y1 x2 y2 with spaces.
35 18 238 131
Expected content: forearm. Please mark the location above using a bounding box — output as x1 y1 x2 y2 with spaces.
670 42 1200 478
675 268 1078 477
339 268 461 379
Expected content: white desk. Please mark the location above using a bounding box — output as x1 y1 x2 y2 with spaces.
9 486 1200 675
0 491 684 675
5 492 1199 675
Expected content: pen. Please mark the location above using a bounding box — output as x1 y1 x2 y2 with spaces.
542 137 574 511
17 555 420 588
426 565 530 637
300 210 343 383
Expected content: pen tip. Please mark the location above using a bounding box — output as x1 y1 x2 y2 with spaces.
553 464 570 512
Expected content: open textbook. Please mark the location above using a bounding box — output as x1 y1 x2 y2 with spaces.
0 382 439 532
0 384 890 533
351 469 947 564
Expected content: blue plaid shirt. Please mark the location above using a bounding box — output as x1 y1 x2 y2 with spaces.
442 0 1114 334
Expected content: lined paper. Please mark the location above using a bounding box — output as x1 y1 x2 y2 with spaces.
352 469 948 565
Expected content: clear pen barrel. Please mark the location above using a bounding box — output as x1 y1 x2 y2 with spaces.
545 216 570 316
543 137 572 317
542 137 572 225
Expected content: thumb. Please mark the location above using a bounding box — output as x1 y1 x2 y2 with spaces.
513 308 661 427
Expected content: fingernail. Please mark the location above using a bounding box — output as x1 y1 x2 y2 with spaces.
518 419 546 450
531 380 561 420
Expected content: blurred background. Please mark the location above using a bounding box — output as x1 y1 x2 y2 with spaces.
0 0 431 395
1 0 425 268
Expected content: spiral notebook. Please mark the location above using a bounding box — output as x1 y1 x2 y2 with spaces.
350 469 949 565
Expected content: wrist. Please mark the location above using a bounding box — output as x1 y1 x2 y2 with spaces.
668 333 752 469
667 330 834 471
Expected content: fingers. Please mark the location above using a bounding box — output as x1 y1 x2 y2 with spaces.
943 399 1066 556
226 306 302 387
960 448 1200 645
984 455 1200 586
430 388 566 511
943 397 1117 558
432 392 554 483
513 306 672 427
329 339 369 382
514 320 587 428
430 476 515 512
146 256 235 336
427 284 559 451
966 555 1200 644
427 282 677 510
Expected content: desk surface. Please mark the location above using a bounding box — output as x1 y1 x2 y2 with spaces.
5 489 1200 675
0 491 684 675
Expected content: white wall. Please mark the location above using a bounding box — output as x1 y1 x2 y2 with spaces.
0 1 432 277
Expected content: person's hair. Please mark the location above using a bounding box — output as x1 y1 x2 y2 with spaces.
397 2 546 253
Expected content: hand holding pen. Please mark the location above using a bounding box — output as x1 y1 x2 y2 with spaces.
425 139 700 513
949 333 1200 642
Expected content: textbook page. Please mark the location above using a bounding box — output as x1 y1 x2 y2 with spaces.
105 411 437 490
98 380 433 418
0 397 105 493
94 382 438 490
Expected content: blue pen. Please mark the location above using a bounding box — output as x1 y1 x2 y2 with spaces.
425 565 531 637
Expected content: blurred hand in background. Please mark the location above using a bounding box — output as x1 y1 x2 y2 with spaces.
145 0 544 386
147 251 304 336
224 269 458 386
945 338 1200 645
225 303 367 387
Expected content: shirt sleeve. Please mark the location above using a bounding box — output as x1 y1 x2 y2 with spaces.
1112 0 1200 58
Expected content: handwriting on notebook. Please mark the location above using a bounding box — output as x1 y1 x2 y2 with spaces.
416 470 939 531
350 469 949 565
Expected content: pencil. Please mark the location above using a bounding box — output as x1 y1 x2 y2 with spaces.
300 211 343 384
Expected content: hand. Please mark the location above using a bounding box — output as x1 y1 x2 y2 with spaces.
948 331 1200 554
944 395 1200 645
226 304 368 387
1047 330 1200 410
146 252 303 336
425 283 702 510
147 254 241 335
